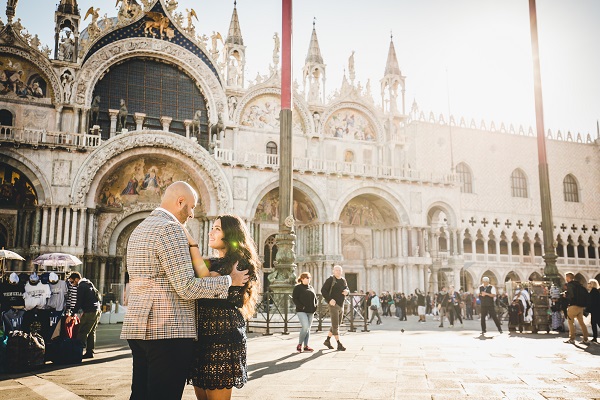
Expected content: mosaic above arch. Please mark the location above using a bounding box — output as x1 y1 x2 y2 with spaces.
240 94 305 133
254 188 316 223
0 54 51 103
95 155 202 213
324 108 376 141
340 195 398 227
0 162 38 208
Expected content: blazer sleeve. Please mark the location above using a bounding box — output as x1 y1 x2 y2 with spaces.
157 222 230 299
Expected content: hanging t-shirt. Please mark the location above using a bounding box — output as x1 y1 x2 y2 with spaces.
0 281 25 311
23 282 51 310
2 308 25 333
47 280 68 311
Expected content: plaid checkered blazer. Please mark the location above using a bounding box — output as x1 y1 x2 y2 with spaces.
121 209 230 340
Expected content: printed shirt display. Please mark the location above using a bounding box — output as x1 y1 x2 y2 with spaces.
23 282 51 310
47 280 68 311
0 281 25 311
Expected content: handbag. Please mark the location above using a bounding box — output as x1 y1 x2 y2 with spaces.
370 305 377 311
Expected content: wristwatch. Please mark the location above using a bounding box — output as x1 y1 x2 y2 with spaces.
189 244 199 248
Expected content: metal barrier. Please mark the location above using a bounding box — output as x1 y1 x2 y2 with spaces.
248 292 370 335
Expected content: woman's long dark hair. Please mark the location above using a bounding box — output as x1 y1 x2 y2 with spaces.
216 214 260 319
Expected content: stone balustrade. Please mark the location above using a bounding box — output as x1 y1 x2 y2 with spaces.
214 146 457 185
0 125 102 149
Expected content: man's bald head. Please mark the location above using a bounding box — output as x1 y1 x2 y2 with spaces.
161 181 198 224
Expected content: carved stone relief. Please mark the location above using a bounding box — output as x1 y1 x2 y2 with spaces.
52 160 71 187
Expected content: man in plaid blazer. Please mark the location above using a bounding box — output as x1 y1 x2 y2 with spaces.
121 181 249 400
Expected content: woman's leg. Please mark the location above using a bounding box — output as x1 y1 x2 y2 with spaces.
297 312 309 345
194 387 208 400
305 313 314 346
205 388 233 400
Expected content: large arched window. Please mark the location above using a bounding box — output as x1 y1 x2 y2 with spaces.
511 169 528 198
93 58 209 146
456 162 472 193
563 174 579 202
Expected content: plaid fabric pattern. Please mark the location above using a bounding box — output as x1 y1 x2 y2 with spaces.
121 209 230 340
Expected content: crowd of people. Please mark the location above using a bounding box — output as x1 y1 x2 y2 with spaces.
361 275 599 340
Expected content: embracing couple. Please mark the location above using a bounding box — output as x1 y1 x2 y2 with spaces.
121 181 260 400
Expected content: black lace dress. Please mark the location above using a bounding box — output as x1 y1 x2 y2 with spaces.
187 257 248 390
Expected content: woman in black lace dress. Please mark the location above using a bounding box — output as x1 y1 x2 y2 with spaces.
186 214 259 400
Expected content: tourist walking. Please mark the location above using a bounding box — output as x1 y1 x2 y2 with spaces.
292 272 318 352
564 272 589 344
478 277 502 335
321 265 349 351
588 279 599 343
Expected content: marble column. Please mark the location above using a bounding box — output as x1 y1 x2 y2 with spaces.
108 109 119 138
33 207 42 246
70 208 79 247
62 208 71 247
184 119 192 138
40 206 49 246
78 208 87 248
134 113 146 131
402 227 409 258
160 116 172 132
72 107 80 135
452 229 459 256
56 207 65 246
81 107 89 134
86 210 95 253
99 258 106 296
55 106 63 131
48 206 57 246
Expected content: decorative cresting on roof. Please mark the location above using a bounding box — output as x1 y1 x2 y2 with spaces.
57 0 79 15
225 2 243 46
384 37 401 77
81 0 220 83
70 131 233 212
73 37 227 123
305 21 323 65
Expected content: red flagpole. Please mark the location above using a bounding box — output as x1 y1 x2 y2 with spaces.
281 0 292 109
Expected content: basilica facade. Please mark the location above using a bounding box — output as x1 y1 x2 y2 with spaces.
1 0 598 302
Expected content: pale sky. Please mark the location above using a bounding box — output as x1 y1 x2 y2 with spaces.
5 0 600 136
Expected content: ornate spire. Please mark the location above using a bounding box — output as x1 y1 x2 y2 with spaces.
305 18 323 65
384 34 401 77
225 1 243 46
57 0 79 16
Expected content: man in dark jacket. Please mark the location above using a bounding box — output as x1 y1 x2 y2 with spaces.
321 265 349 351
67 272 102 358
564 272 589 344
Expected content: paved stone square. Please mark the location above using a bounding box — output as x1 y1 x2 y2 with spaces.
1 317 598 400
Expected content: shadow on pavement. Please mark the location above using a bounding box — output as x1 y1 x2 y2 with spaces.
249 349 328 380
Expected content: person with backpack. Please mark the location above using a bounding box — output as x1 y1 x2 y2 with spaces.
564 272 589 345
66 272 102 358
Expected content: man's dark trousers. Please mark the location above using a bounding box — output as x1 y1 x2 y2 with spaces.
127 338 195 400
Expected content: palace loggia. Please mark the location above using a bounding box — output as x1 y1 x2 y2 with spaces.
0 0 598 301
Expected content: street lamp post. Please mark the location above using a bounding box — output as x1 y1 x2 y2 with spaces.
268 0 297 296
528 0 559 284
